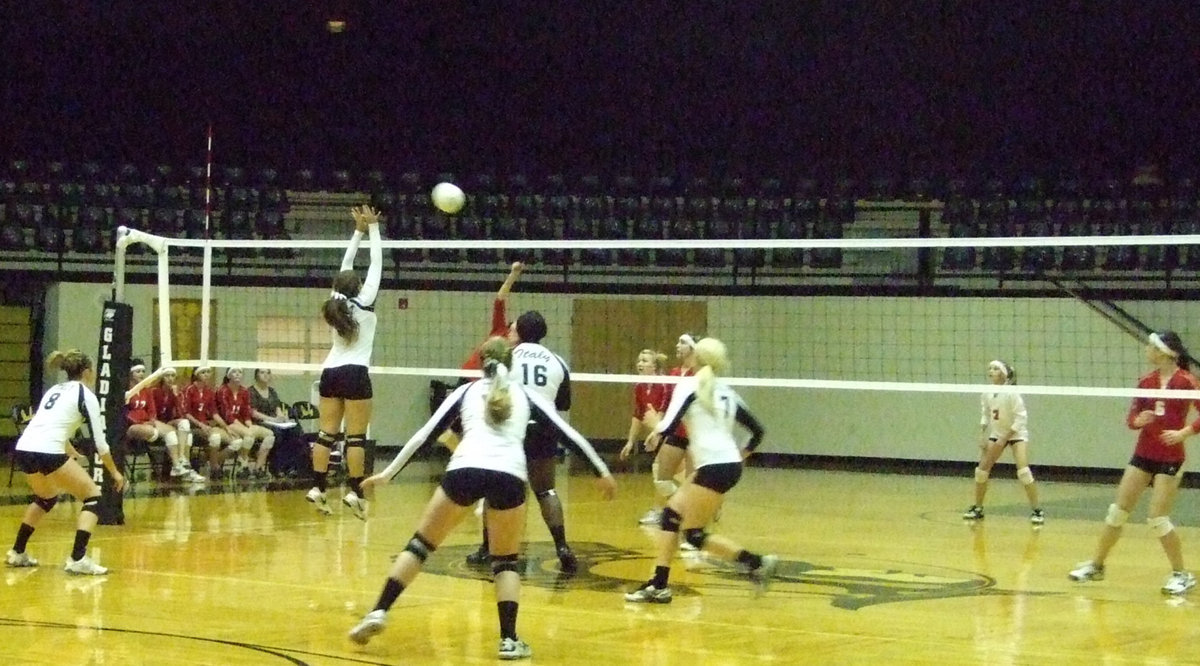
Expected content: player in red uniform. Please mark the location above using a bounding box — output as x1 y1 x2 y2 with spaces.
152 367 206 482
217 368 275 478
123 360 187 482
643 334 701 526
1069 331 1200 595
182 366 240 479
620 349 670 524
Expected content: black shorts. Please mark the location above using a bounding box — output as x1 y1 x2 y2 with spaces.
1130 454 1183 478
523 421 559 461
663 434 689 450
14 450 71 476
441 467 527 511
988 438 1025 447
693 462 743 494
319 365 373 400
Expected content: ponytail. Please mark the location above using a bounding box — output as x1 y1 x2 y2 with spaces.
691 338 730 414
482 359 513 426
47 349 91 380
322 296 358 342
695 365 717 413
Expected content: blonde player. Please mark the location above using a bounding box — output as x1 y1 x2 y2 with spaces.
6 350 127 575
619 349 670 525
349 337 616 658
624 337 774 603
308 205 381 518
961 360 1044 525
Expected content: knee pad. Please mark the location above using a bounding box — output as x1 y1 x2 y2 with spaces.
33 495 58 513
1105 503 1129 527
683 527 708 550
1016 466 1035 485
659 506 682 533
654 479 680 499
208 432 223 448
404 533 437 563
176 420 191 434
228 438 243 452
316 431 338 448
345 434 366 450
81 495 101 514
145 428 159 443
491 553 520 576
1148 515 1175 537
974 467 989 483
535 489 557 500
163 431 179 448
261 432 275 448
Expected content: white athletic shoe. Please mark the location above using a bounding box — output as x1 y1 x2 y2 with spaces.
1068 561 1104 582
348 609 386 645
343 492 368 521
624 583 672 603
169 464 188 479
64 555 108 576
5 549 37 568
750 554 779 594
306 487 332 515
186 468 208 483
1162 570 1197 596
679 541 698 552
498 637 533 660
637 509 661 526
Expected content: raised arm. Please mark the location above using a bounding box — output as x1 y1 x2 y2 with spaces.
124 366 170 403
497 261 523 302
355 206 383 307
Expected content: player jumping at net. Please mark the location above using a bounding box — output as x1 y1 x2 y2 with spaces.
624 337 775 603
307 204 381 519
1069 331 1199 595
465 311 579 572
6 350 128 575
961 360 1044 525
348 337 616 659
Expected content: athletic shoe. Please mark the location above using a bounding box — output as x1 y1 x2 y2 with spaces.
306 487 332 515
962 505 984 520
1162 570 1197 596
638 509 662 526
557 546 578 573
348 609 386 645
64 555 108 576
5 549 37 568
343 492 368 521
465 545 491 566
1068 561 1105 582
1030 509 1045 526
169 464 188 479
186 469 208 483
624 583 672 603
750 554 779 594
498 637 532 660
679 541 698 552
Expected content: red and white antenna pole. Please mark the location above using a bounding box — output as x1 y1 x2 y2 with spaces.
204 124 214 238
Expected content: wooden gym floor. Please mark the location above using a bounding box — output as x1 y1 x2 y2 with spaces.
2 460 1200 665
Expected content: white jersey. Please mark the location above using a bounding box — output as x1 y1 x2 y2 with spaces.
16 381 110 456
511 342 570 409
322 225 382 369
655 375 764 468
980 390 1029 442
377 376 610 482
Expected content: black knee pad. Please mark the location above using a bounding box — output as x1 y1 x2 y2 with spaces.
535 489 557 500
33 496 58 513
491 553 520 576
81 495 101 514
316 431 339 447
345 434 366 450
683 527 708 549
404 533 437 562
659 506 682 533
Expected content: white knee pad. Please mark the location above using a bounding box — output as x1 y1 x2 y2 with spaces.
654 479 680 499
208 432 223 448
163 431 179 448
1016 466 1035 485
262 433 275 449
1148 515 1174 537
1105 503 1129 527
974 467 989 483
145 428 159 443
228 438 243 452
176 420 191 434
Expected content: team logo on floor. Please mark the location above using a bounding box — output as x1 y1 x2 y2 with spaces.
422 541 1041 609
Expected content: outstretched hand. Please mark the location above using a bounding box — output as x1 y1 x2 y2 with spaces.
595 474 617 500
351 205 381 232
360 473 386 498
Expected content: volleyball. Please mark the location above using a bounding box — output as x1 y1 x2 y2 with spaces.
431 182 466 214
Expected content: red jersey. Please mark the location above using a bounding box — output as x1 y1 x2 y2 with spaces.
216 384 252 423
662 366 695 439
462 299 509 371
183 382 217 422
633 381 669 420
126 386 158 424
154 385 182 422
1128 368 1200 463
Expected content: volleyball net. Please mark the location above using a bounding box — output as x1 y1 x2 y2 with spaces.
110 225 1200 467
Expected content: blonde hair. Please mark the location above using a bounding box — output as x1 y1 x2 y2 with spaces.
47 349 92 379
479 336 514 426
638 349 669 373
692 338 729 414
